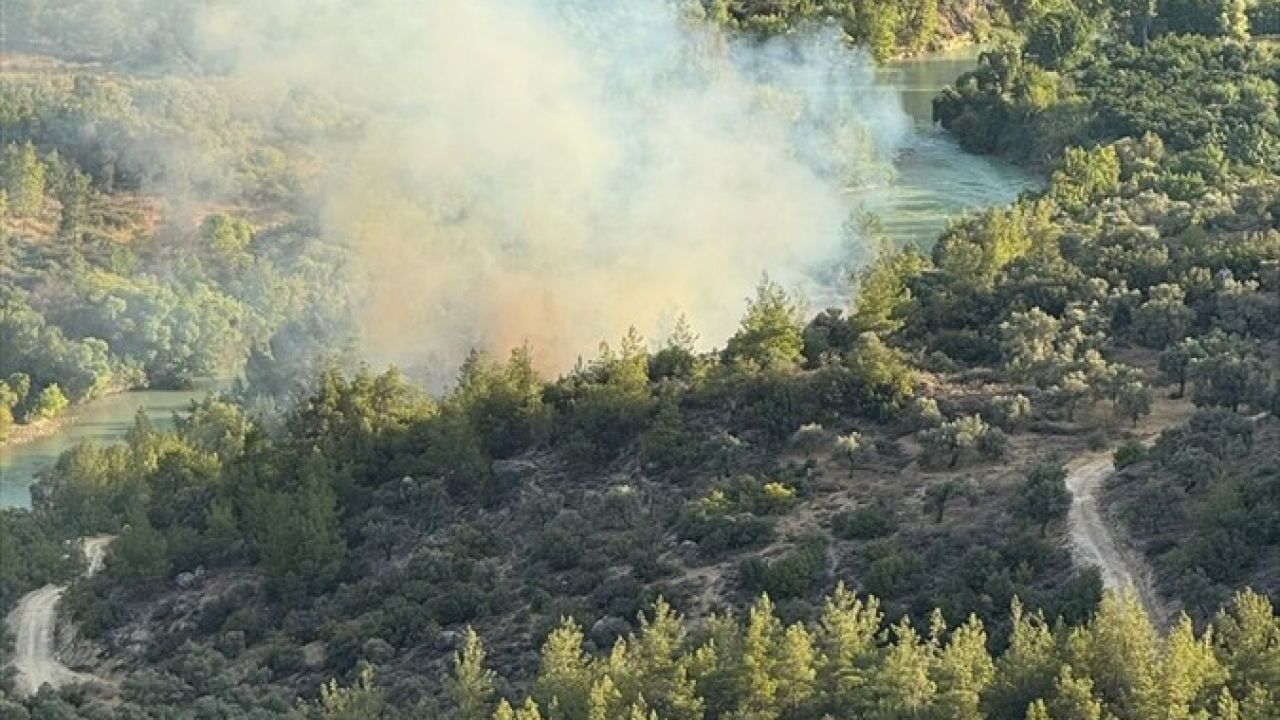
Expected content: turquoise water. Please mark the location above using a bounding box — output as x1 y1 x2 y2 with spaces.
870 48 1039 248
0 388 214 508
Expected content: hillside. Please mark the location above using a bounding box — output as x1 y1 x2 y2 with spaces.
2 1 1280 719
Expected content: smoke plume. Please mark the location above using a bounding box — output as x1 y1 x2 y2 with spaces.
194 0 911 372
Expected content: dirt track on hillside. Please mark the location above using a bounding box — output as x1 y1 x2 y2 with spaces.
1065 454 1168 621
6 535 113 696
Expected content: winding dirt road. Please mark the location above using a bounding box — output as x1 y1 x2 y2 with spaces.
1064 454 1166 621
6 535 113 696
1064 412 1270 624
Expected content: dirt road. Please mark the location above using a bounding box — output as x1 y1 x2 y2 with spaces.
1064 454 1166 621
6 535 113 696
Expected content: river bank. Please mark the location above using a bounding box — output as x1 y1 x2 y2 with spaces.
1 380 143 451
0 386 220 508
1 416 68 450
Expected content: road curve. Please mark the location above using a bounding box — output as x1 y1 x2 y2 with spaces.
1065 412 1271 624
6 535 113 696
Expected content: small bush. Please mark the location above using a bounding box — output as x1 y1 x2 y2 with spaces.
791 422 826 453
1113 441 1148 469
1086 429 1110 451
978 427 1010 460
907 396 945 430
831 506 897 540
264 639 305 675
757 482 798 513
861 543 924 598
984 394 1032 431
676 487 777 554
739 537 828 599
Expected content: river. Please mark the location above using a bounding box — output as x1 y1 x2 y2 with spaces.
0 49 1034 511
0 388 214 508
868 47 1038 246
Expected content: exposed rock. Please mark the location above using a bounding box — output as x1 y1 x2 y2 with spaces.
493 458 539 481
677 540 699 562
589 616 632 648
302 641 327 668
438 629 463 650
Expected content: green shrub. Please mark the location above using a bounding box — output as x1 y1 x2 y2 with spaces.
1086 429 1110 451
739 537 828 599
675 496 775 556
1113 440 1148 469
831 506 897 540
263 639 305 675
861 543 924 598
978 427 1011 459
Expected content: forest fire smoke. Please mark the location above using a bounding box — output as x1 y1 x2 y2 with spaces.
195 0 911 372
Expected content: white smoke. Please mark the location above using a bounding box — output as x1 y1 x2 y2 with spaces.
194 0 911 371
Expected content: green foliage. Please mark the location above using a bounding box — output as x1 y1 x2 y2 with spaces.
245 465 346 602
1051 146 1121 211
549 329 654 464
831 505 897 540
1189 344 1272 412
1 141 47 218
920 415 995 468
30 382 69 421
1023 6 1095 70
1013 462 1072 536
301 666 389 719
110 511 170 582
1131 284 1194 349
676 486 778 555
450 628 497 720
639 393 701 475
453 345 548 459
740 536 829 599
984 394 1033 432
923 478 976 522
1112 440 1147 469
851 246 930 335
844 332 919 411
934 201 1060 286
723 277 805 370
700 0 977 61
458 588 1280 720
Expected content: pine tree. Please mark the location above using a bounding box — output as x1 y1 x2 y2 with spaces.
736 595 782 720
1214 590 1280 702
1219 0 1250 39
1134 615 1224 719
57 167 92 237
1047 667 1103 720
775 623 818 716
815 583 882 713
669 314 698 354
536 619 593 720
1065 591 1157 716
687 613 742 717
451 628 496 720
1 142 46 218
1025 698 1052 720
873 618 936 719
306 665 386 719
494 701 517 720
1013 462 1072 537
630 599 703 720
988 600 1059 719
723 276 805 369
587 676 623 720
932 615 995 720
